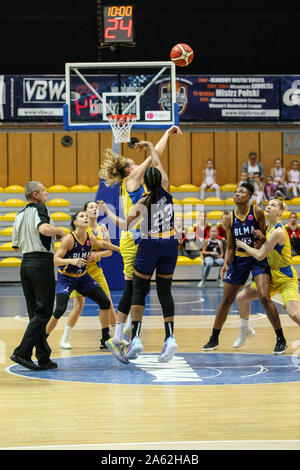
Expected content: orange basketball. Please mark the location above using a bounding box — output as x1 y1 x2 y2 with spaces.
170 43 194 67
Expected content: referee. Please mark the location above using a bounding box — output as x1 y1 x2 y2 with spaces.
10 181 65 370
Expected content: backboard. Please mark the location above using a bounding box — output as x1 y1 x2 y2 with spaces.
63 61 179 131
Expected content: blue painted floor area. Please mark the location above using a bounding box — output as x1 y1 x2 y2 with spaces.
0 281 286 318
7 352 300 386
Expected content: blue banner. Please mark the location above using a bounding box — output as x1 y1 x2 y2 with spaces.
281 76 300 120
0 74 299 122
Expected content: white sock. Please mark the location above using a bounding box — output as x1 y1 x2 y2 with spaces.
113 322 124 343
63 325 73 339
126 313 132 330
241 318 249 329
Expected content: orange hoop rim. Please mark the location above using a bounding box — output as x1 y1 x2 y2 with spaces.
107 114 137 123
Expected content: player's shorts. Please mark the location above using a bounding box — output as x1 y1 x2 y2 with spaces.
251 265 299 308
134 237 178 275
120 229 141 278
70 266 110 299
56 271 99 297
225 255 270 286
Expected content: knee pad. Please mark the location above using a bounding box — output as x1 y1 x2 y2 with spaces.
86 287 111 310
156 277 174 318
118 280 133 315
53 294 69 320
131 273 151 306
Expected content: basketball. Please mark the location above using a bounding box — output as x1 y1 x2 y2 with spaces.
170 43 194 67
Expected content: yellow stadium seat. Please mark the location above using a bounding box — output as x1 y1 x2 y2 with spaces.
1 212 17 221
172 198 181 205
51 212 71 221
221 183 237 192
0 257 21 267
55 241 62 250
292 256 300 265
4 185 24 193
0 242 13 251
180 197 202 205
70 184 91 192
206 210 223 219
0 187 3 192
281 210 291 219
0 201 2 206
183 211 200 220
176 256 195 266
192 256 202 265
203 197 224 205
287 197 300 205
91 185 98 192
47 184 70 193
3 198 26 207
170 185 178 192
46 198 70 207
225 197 234 205
177 184 200 192
0 227 14 236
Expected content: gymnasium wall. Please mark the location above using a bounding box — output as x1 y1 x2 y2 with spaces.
0 130 299 189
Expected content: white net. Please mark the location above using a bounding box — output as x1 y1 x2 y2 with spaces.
108 114 137 143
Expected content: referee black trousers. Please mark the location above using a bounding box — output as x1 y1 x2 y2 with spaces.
13 254 55 365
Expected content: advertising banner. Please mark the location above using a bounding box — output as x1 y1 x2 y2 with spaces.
281 76 300 120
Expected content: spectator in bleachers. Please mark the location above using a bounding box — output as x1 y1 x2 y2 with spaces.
287 160 300 198
270 159 288 199
251 172 264 207
285 212 300 255
264 175 277 201
238 171 249 186
200 158 220 200
241 151 264 181
197 225 224 289
194 211 210 245
217 211 228 240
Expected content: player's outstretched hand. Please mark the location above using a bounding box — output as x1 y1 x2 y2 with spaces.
134 140 153 152
167 125 182 135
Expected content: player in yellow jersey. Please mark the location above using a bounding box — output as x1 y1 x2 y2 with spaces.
59 201 117 350
98 125 182 356
234 199 300 353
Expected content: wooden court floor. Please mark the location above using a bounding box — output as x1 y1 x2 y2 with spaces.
0 283 300 451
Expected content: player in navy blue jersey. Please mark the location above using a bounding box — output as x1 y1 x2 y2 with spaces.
46 211 121 338
99 140 178 364
202 183 287 354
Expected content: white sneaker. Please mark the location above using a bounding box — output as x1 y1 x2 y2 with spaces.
125 335 143 360
158 335 178 363
60 337 72 349
233 327 255 348
197 280 205 288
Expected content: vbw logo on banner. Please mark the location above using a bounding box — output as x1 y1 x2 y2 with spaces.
7 353 300 386
281 76 300 120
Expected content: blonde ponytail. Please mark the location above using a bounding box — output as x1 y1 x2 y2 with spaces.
99 149 129 187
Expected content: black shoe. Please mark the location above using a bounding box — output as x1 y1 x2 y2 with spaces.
38 360 58 370
10 354 41 371
273 338 287 355
100 338 109 350
202 336 219 351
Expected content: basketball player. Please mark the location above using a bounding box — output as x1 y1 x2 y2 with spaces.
98 125 182 357
99 140 178 363
59 201 117 350
46 211 120 337
234 199 300 350
202 183 287 355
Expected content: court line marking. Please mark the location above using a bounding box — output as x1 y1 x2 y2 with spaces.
0 439 299 450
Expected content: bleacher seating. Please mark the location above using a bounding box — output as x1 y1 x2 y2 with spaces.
1 182 300 282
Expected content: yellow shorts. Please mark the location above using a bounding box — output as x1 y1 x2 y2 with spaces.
120 230 139 279
251 266 299 308
70 267 110 299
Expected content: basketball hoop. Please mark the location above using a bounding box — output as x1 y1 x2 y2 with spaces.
107 114 136 144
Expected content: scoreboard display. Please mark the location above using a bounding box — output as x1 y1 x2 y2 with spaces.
102 4 135 44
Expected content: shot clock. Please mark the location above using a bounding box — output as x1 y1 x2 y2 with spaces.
102 4 135 45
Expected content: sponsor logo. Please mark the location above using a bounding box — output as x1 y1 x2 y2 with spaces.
23 78 66 103
282 79 300 107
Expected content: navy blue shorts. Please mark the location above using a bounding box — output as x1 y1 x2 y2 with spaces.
56 271 99 297
225 256 270 286
134 238 178 275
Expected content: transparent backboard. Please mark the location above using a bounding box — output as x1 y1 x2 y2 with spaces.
63 61 178 130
